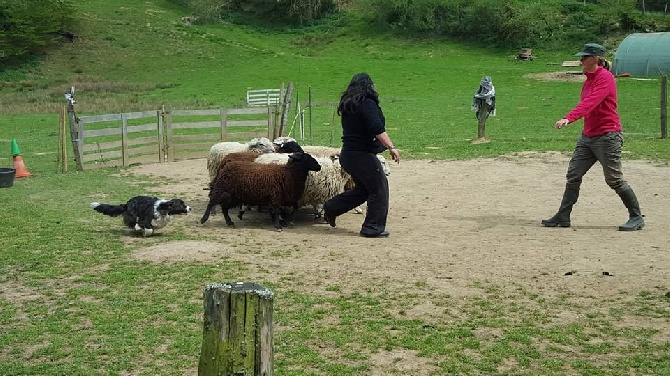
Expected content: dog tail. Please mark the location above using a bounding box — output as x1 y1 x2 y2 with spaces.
91 202 127 217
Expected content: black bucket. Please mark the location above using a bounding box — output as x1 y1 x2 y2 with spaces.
0 168 16 188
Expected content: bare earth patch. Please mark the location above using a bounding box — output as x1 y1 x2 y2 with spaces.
122 153 670 373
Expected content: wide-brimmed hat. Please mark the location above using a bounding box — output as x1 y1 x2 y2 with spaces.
575 43 606 57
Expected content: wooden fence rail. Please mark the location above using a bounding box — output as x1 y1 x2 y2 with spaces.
72 107 279 171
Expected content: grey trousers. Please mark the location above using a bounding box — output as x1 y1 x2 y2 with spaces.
565 132 630 194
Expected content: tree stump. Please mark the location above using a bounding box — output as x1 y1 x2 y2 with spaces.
476 99 492 139
198 282 274 376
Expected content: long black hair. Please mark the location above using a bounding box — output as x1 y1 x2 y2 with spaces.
337 73 379 116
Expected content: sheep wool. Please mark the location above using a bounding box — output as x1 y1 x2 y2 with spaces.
206 137 275 182
201 152 322 231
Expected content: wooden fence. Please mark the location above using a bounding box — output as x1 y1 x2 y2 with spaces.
246 88 281 106
72 107 279 171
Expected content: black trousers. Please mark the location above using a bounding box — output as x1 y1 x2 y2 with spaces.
324 150 389 235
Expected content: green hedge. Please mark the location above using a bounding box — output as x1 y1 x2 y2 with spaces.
0 0 76 63
369 0 670 48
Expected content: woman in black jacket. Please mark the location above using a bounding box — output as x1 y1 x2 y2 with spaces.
323 73 401 238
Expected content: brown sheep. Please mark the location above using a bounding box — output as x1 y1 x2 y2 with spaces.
200 152 322 231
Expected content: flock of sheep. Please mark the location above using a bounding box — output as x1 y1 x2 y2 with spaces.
201 137 391 231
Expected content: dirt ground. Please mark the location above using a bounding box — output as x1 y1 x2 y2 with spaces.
123 153 669 374
124 152 669 299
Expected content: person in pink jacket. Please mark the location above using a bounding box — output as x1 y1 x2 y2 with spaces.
542 43 644 231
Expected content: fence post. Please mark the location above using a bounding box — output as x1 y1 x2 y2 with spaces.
165 110 174 162
661 74 667 139
278 82 293 138
198 282 274 376
157 109 165 163
221 109 228 141
58 105 67 173
65 90 83 171
121 113 129 166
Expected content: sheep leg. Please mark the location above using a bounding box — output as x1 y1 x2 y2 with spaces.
237 204 245 220
222 208 235 227
271 205 282 231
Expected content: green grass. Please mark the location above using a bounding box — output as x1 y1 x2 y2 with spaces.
1 1 669 375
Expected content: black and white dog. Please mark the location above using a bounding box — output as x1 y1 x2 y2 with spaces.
91 196 191 236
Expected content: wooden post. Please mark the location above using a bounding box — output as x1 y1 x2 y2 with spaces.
157 109 165 163
661 74 667 139
476 99 491 139
65 88 83 171
278 82 293 138
198 282 274 376
121 113 129 166
58 105 67 173
221 109 228 142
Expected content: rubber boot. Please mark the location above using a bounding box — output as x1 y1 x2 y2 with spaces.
617 188 645 231
541 187 579 228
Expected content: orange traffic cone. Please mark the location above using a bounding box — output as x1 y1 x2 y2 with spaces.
11 138 31 178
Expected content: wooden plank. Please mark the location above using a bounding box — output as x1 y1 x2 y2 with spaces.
79 113 123 122
82 141 120 153
128 144 161 156
171 109 220 116
227 120 270 127
170 121 220 130
171 133 220 142
172 142 216 151
82 136 157 152
83 149 123 162
227 107 271 115
122 110 160 120
126 123 158 133
83 127 123 137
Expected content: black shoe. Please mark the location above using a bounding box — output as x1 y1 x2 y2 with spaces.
360 230 390 238
323 212 336 227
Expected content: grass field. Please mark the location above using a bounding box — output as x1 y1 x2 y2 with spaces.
0 1 669 375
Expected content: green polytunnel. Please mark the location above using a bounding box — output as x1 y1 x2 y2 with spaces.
612 32 670 76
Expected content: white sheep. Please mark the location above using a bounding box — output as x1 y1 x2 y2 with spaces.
206 137 276 183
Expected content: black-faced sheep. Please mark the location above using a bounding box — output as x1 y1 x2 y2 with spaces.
200 152 322 231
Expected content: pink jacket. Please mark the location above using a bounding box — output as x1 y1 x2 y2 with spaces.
565 66 622 137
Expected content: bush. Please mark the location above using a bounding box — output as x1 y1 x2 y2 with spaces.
0 0 76 63
369 0 670 49
177 0 342 24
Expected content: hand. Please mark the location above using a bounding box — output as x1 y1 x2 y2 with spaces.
555 118 570 129
389 148 400 164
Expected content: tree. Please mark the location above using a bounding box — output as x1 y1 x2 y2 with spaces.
0 0 76 63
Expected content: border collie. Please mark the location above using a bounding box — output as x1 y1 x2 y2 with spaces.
91 196 191 236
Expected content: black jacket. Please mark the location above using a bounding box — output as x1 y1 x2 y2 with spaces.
341 98 386 153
